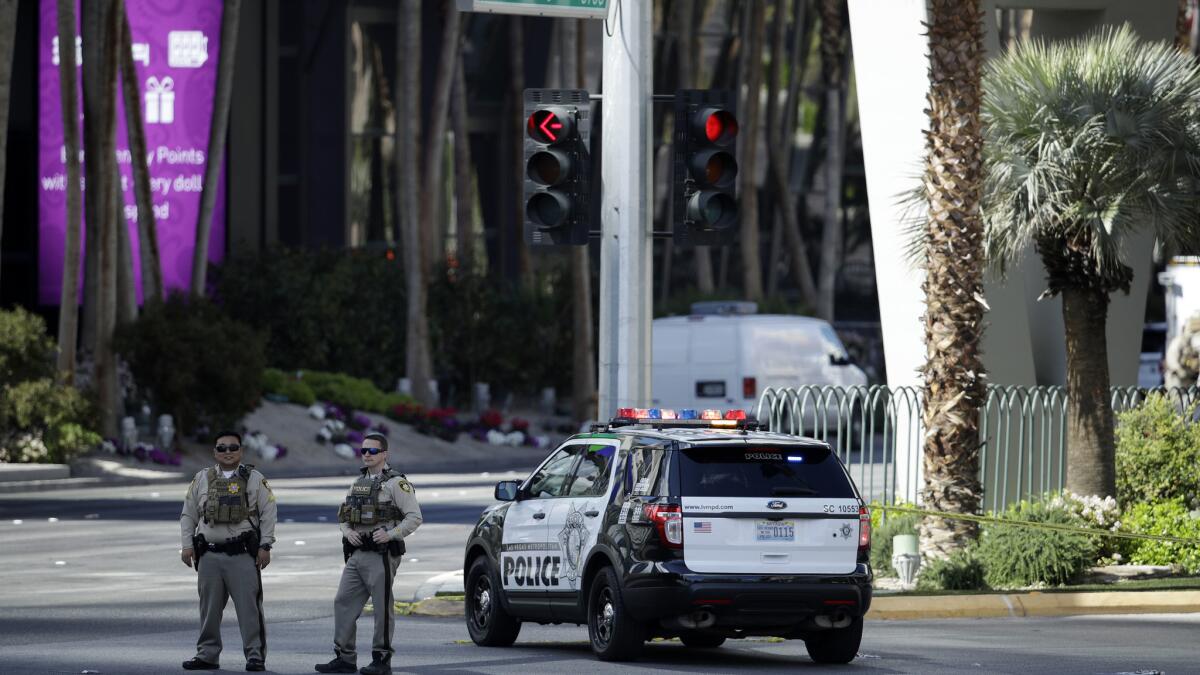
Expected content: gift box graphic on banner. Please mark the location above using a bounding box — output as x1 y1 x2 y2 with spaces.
144 76 175 124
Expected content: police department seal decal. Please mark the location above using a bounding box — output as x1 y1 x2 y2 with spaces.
840 523 853 539
227 483 240 494
556 504 590 588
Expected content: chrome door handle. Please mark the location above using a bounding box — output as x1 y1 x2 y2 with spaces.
584 510 600 518
532 512 546 520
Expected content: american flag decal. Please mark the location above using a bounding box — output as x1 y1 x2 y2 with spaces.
693 521 712 533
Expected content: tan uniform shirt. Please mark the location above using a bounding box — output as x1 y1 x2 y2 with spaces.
181 465 278 550
338 466 423 541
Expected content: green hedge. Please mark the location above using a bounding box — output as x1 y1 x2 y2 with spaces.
261 369 316 406
1119 499 1200 574
0 308 100 463
216 250 576 402
975 499 1098 588
214 249 407 391
1115 394 1200 511
917 548 987 591
115 294 265 434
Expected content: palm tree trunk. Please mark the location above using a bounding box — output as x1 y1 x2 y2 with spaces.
115 171 137 325
738 0 766 301
55 0 83 382
399 0 434 407
451 50 476 271
0 0 16 289
816 0 846 321
766 0 818 307
421 0 460 274
1062 286 1117 498
81 0 123 437
191 0 241 296
919 0 986 559
510 17 532 286
118 5 162 302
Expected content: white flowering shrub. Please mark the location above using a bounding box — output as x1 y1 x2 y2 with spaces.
1049 491 1122 561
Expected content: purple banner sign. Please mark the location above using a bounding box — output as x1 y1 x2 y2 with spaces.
38 0 227 305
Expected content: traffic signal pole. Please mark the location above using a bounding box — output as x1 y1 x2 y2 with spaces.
598 0 653 420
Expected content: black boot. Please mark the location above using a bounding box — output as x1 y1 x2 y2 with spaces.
182 657 219 670
314 654 357 673
359 651 391 675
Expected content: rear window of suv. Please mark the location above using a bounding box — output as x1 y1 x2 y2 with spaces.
679 445 855 498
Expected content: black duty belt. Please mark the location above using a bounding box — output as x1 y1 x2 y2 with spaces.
206 539 250 555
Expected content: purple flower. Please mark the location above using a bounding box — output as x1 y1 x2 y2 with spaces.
372 422 390 436
275 445 288 460
351 413 372 431
168 452 183 466
346 430 365 445
148 448 169 464
133 446 147 462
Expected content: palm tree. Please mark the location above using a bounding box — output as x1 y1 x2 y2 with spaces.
119 5 162 302
918 0 987 558
398 0 434 407
55 0 84 382
738 0 765 301
982 26 1200 499
191 0 241 296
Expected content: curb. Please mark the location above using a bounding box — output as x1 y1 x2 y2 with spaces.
0 474 184 494
867 590 1200 620
398 590 1200 621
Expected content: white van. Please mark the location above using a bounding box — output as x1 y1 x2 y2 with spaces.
651 303 868 412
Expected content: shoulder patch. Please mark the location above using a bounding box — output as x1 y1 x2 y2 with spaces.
396 479 414 493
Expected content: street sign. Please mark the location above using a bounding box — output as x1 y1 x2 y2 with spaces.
456 0 611 20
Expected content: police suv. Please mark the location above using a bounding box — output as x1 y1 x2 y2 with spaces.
462 408 872 663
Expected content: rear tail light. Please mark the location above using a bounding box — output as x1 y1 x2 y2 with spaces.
858 505 871 556
743 377 756 399
644 504 683 549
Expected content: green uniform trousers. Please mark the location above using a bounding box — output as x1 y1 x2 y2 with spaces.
195 551 266 664
333 549 401 663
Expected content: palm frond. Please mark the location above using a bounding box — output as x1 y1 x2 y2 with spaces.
978 24 1200 289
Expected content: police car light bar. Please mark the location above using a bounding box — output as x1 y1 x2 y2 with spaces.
608 408 760 430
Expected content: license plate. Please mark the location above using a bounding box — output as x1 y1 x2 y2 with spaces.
756 520 795 542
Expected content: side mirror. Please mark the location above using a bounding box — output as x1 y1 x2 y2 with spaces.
829 353 852 367
494 480 520 502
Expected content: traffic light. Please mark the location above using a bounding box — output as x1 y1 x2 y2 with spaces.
524 89 591 246
672 90 739 246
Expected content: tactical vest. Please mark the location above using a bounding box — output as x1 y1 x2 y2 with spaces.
338 468 405 526
203 465 256 524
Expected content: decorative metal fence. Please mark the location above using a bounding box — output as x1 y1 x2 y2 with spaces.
755 385 1200 512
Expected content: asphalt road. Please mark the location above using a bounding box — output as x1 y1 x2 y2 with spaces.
0 476 1196 674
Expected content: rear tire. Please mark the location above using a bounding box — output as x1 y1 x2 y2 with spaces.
679 632 726 648
465 557 521 647
587 567 644 661
804 616 863 664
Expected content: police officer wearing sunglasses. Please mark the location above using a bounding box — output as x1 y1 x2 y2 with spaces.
315 432 422 675
180 431 277 672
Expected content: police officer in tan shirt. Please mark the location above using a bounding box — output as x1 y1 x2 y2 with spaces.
315 432 422 675
180 431 277 671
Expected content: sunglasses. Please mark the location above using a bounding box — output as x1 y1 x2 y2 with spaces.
360 446 386 456
215 444 242 453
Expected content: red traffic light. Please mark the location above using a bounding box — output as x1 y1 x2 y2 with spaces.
527 108 575 144
694 108 738 145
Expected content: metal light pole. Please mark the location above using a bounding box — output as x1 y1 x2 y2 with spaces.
598 0 653 419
